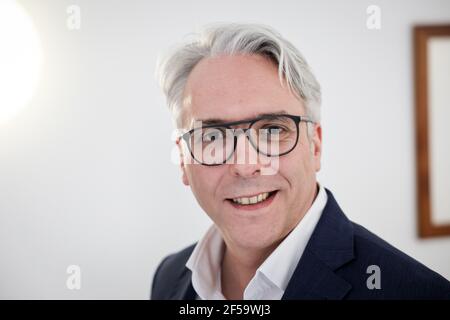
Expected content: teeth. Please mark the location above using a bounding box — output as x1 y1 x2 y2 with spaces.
232 192 271 205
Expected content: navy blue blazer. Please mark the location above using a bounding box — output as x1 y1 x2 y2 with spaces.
151 188 450 299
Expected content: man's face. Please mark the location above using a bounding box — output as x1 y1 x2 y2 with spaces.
178 54 322 252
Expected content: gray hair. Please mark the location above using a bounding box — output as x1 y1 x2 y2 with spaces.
156 22 322 130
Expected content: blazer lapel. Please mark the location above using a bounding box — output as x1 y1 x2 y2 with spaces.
282 188 355 300
169 267 197 300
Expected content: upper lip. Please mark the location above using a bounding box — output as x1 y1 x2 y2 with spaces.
225 190 278 200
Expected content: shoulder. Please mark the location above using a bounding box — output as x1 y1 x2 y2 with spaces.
150 243 196 299
343 222 450 299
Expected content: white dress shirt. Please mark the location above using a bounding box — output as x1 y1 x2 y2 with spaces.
185 181 328 300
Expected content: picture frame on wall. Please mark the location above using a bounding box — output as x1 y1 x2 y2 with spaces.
414 24 450 238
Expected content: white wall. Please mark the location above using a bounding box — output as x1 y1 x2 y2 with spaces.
1 0 449 299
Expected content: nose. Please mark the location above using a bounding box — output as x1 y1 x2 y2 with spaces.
228 131 262 178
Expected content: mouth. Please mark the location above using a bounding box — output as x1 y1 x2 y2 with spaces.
225 190 279 211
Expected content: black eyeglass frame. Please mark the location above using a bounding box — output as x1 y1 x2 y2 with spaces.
180 114 315 166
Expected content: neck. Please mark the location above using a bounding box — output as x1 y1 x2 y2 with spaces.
221 241 279 300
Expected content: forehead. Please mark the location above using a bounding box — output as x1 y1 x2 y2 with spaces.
182 54 305 127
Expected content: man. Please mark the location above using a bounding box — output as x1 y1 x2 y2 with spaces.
151 23 450 299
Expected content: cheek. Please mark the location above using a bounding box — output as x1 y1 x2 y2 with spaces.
282 151 304 173
185 165 222 210
278 146 314 190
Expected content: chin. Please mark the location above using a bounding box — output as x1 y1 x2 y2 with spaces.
225 223 283 251
216 204 288 249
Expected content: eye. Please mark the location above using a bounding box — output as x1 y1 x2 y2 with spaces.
203 133 217 142
261 125 285 134
200 128 225 143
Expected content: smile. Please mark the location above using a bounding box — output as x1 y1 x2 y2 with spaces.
226 190 279 210
232 192 270 205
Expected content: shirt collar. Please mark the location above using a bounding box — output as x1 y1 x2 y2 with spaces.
185 224 225 299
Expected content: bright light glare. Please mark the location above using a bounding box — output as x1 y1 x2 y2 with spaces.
0 0 42 124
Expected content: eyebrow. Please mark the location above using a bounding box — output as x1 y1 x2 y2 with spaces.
196 110 289 126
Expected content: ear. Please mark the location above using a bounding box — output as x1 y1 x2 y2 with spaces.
311 123 322 172
176 138 190 186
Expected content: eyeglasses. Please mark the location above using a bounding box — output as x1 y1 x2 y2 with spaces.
180 114 314 166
